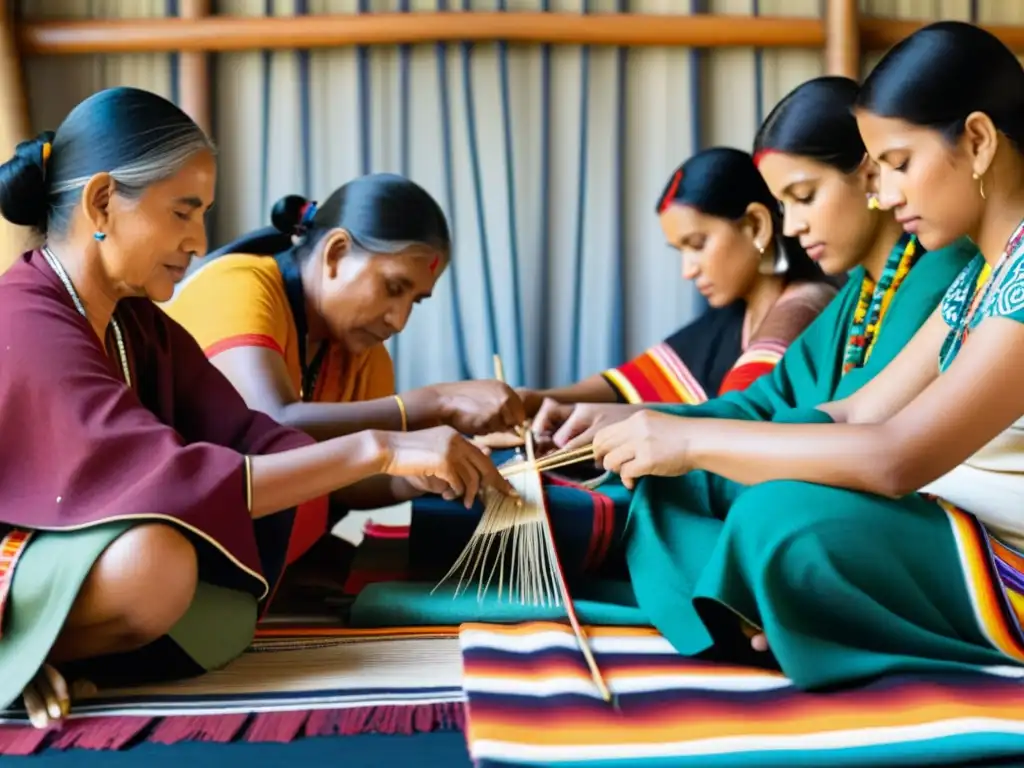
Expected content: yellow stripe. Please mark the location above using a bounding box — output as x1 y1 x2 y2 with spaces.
646 350 703 404
602 368 643 404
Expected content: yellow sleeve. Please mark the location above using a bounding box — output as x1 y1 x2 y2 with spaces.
164 255 291 358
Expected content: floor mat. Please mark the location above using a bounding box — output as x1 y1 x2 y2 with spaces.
460 621 1024 767
0 628 465 756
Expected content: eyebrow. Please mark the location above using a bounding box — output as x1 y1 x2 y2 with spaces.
395 275 433 300
174 196 208 210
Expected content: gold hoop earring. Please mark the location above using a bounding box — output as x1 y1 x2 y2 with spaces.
866 194 881 211
973 172 987 200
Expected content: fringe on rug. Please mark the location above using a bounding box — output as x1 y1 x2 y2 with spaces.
0 702 465 755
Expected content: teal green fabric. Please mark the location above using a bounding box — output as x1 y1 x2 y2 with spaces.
350 580 649 627
0 523 258 711
622 238 1019 689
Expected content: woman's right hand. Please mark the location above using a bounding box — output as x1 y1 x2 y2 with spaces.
532 399 640 451
377 426 518 508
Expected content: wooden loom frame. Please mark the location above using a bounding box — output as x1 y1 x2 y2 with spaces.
1 0 1023 268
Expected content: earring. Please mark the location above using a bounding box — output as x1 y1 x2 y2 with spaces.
754 241 765 255
866 193 881 211
972 172 987 200
93 231 106 242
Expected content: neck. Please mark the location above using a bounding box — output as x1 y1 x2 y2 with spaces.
972 190 1024 267
861 214 906 283
743 274 786 338
45 239 119 342
298 259 330 347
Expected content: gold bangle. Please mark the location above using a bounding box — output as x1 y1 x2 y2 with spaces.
244 455 254 514
393 394 408 432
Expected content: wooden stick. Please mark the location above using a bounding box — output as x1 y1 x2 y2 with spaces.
16 13 828 55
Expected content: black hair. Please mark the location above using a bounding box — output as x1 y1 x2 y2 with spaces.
856 21 1024 151
753 76 865 173
208 173 451 262
0 86 212 236
656 146 827 284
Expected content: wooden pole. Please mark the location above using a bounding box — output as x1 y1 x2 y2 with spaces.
178 0 211 136
825 0 858 78
0 1 33 272
17 12 826 54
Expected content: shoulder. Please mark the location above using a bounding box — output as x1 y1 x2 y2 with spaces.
939 254 986 328
169 253 286 307
983 254 1024 324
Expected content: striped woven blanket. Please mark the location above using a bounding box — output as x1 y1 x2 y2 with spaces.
0 627 465 756
460 622 1024 767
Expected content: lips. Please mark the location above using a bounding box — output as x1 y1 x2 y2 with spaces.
164 264 187 280
803 243 826 261
896 216 921 234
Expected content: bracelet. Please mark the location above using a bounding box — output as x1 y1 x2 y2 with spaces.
243 455 254 514
393 394 408 432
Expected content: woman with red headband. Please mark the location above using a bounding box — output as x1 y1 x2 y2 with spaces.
522 147 836 440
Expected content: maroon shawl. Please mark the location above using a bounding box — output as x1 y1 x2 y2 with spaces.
0 250 326 601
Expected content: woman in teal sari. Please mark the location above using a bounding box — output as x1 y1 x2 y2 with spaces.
589 21 1024 691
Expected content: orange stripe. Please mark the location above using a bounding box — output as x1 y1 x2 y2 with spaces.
461 621 662 638
205 333 284 359
632 354 696 403
945 504 1024 661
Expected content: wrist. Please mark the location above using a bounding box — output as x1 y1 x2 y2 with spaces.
360 429 393 474
402 386 447 429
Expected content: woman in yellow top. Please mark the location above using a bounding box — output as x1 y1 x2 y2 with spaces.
166 174 526 510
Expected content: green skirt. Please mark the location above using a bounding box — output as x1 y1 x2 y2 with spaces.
626 469 1024 690
0 522 258 711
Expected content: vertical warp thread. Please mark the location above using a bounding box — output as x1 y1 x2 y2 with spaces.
358 0 371 175
610 0 628 366
461 0 501 371
436 0 471 379
393 0 413 373
296 0 311 197
497 0 526 385
538 0 553 386
569 0 591 382
260 0 273 216
752 0 764 128
167 0 180 106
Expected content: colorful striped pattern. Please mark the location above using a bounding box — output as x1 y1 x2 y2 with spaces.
602 342 707 405
718 338 786 394
459 621 1024 767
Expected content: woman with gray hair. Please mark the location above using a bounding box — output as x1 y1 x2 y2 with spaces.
0 86 515 727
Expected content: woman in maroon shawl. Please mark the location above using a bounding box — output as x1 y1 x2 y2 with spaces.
0 87 514 728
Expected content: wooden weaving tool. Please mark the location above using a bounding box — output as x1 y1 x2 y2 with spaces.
434 386 610 701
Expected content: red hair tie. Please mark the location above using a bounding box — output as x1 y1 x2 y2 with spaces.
657 169 684 213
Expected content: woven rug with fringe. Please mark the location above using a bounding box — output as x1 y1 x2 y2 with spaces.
0 627 465 756
460 621 1024 767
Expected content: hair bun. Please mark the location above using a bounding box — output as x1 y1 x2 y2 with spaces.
0 131 56 231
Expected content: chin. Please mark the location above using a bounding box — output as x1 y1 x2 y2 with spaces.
703 293 729 308
147 284 176 304
820 253 858 277
914 228 955 252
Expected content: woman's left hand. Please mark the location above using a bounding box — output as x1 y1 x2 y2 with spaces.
592 410 694 489
432 381 528 436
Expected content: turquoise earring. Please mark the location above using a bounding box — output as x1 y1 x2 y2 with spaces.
93 232 106 242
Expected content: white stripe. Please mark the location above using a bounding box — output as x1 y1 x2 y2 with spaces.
462 673 790 697
459 629 679 655
470 717 1024 762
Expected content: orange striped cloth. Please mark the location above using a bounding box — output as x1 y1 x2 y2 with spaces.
604 281 835 405
164 254 395 404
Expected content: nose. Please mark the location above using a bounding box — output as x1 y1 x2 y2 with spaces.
184 219 208 259
681 251 700 280
384 299 414 335
876 167 904 211
781 204 806 239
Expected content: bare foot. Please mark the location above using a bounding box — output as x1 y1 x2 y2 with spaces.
22 664 70 729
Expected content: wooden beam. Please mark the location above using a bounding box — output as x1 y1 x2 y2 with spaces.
860 17 1024 52
178 0 211 136
0 1 34 272
17 12 826 54
825 0 858 79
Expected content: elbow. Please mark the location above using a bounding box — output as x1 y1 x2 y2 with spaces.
869 452 922 499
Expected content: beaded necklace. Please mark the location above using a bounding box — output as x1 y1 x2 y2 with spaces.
842 233 920 376
42 246 132 387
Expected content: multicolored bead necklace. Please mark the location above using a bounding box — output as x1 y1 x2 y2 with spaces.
842 233 920 376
